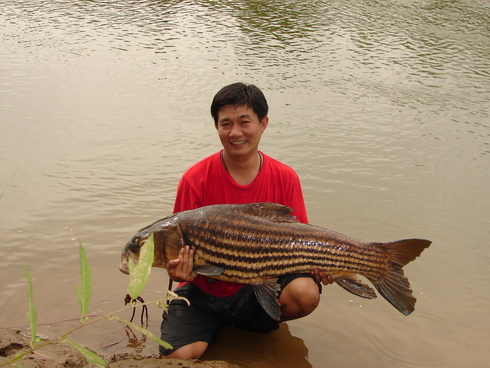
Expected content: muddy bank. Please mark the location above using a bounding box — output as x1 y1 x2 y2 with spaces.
1 322 315 368
0 329 235 368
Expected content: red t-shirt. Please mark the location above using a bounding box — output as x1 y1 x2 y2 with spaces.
173 150 308 297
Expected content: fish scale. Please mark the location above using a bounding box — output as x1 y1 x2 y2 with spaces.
185 222 386 281
120 202 431 319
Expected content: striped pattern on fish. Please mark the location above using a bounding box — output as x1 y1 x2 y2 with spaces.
120 203 431 320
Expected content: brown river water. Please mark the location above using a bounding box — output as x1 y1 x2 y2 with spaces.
1 1 489 367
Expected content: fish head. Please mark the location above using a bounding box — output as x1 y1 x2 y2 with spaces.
119 230 151 275
119 214 183 275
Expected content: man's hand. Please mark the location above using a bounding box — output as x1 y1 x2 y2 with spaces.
167 246 198 282
310 269 334 285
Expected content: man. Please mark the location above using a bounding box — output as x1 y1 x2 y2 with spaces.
161 82 332 359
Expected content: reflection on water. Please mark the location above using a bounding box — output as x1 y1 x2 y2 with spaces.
205 324 313 368
1 1 489 367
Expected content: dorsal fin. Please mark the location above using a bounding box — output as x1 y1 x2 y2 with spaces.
242 202 299 223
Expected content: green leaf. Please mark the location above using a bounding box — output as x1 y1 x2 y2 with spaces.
127 232 154 300
111 316 172 350
77 241 92 322
24 266 38 348
65 339 106 367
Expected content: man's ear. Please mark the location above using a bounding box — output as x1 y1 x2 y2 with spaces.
260 116 269 132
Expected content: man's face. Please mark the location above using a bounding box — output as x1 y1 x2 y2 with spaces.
216 104 268 159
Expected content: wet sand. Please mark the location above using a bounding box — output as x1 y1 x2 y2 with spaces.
0 328 234 368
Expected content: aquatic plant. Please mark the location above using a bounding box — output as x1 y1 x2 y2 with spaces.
1 235 180 367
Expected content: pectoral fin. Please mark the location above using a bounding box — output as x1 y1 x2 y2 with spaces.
193 265 225 276
253 279 281 321
335 275 377 299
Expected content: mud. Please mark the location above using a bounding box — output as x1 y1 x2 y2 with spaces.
0 328 234 368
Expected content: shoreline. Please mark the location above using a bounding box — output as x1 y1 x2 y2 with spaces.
0 328 235 368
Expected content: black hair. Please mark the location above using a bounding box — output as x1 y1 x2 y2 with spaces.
210 82 269 125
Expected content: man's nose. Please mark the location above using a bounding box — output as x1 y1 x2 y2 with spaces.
229 124 242 137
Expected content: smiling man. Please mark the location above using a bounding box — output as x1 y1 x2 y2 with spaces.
160 82 332 359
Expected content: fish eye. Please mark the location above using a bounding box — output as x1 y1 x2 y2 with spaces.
129 241 140 253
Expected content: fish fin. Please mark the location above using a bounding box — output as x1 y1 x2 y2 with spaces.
193 265 225 276
371 238 431 315
246 203 299 223
335 275 377 299
253 279 281 321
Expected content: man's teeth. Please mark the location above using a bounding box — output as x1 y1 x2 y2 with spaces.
231 141 246 145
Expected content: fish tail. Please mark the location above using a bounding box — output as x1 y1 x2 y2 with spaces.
372 238 431 315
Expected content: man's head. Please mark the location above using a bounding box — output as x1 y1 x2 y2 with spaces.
210 82 269 126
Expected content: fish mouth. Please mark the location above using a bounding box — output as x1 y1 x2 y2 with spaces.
119 242 139 275
119 254 130 275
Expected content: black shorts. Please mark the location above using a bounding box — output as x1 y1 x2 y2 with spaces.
159 273 318 356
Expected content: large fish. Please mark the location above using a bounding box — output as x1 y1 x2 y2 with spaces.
120 203 431 320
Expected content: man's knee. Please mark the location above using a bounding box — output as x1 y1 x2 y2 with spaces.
293 277 321 311
162 341 208 360
279 277 321 319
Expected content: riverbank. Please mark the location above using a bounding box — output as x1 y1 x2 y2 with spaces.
0 328 234 368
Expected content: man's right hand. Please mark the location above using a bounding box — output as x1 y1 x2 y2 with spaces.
167 245 198 282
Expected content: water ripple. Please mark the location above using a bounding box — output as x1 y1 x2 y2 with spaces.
1 1 489 366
